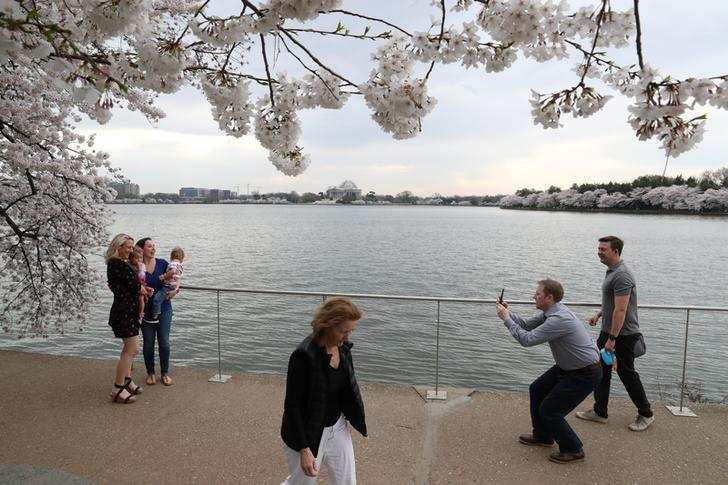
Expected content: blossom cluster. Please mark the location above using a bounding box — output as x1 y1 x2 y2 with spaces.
530 86 613 129
361 37 437 139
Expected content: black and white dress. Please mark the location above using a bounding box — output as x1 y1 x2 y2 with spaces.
107 257 141 338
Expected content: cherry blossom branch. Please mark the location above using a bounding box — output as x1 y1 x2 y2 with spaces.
633 0 645 70
260 34 276 106
424 0 446 81
323 9 412 37
286 27 392 41
578 0 608 86
276 33 345 100
277 28 358 87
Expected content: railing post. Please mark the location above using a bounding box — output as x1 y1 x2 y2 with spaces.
427 300 446 400
666 308 696 416
209 289 231 383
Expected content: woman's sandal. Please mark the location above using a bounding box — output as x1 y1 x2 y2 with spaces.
146 374 156 386
110 383 137 404
161 375 173 386
124 376 143 395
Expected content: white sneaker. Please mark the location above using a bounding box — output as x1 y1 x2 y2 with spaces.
628 415 655 431
575 409 608 423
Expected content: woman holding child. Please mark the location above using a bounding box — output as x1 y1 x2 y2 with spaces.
280 297 367 485
105 234 146 404
136 237 180 387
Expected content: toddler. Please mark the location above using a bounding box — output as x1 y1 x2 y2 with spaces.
128 246 147 323
147 246 184 323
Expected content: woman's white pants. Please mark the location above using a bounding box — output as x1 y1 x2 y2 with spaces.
281 414 356 485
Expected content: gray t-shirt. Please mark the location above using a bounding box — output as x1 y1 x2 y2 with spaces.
601 260 640 335
504 302 600 370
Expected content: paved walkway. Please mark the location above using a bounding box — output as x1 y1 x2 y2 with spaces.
1 350 726 484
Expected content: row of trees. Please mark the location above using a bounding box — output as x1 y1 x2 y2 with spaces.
515 167 728 197
502 168 728 212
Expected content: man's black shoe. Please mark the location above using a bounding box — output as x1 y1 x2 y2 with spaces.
548 450 585 464
518 434 554 447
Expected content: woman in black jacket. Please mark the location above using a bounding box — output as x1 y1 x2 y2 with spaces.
281 297 367 485
105 233 146 404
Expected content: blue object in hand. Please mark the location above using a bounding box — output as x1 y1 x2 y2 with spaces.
600 349 615 365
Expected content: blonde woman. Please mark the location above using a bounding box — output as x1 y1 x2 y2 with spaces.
280 297 367 485
105 233 145 403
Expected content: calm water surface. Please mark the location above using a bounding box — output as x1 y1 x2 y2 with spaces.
2 205 726 401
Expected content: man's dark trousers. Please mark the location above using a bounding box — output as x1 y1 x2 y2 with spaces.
530 365 602 453
593 331 653 418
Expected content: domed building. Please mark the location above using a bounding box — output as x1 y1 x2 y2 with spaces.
325 180 362 201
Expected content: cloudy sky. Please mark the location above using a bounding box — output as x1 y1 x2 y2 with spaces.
81 1 727 196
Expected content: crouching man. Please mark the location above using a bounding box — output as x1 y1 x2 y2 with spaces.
495 279 601 464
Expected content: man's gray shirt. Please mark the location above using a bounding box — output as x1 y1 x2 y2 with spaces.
503 302 599 371
601 260 640 336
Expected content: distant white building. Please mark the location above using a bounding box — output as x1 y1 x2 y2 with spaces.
325 180 362 201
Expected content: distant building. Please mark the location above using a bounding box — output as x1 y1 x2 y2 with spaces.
179 187 237 202
325 180 362 201
179 187 199 198
109 181 140 198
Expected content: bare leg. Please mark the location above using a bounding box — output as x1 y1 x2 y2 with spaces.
115 336 139 388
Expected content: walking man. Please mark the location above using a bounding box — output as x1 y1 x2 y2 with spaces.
576 236 655 431
496 279 601 464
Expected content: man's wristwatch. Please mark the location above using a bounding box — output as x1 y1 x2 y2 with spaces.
607 333 617 342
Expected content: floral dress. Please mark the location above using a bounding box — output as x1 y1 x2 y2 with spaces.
107 257 141 338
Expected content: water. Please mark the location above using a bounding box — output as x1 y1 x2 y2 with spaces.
2 205 727 401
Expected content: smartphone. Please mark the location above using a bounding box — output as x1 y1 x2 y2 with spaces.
498 288 505 304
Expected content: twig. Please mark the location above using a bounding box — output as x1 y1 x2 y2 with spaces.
424 0 446 81
276 34 343 100
278 28 358 87
633 0 645 70
286 27 391 41
323 9 412 37
260 34 276 106
578 0 608 86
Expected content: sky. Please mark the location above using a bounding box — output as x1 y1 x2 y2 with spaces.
80 1 728 196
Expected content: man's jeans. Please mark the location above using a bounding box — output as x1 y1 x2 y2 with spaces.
530 364 602 453
593 331 653 418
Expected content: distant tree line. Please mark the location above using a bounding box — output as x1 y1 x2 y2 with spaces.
503 167 728 213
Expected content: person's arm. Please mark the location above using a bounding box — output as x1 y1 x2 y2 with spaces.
497 303 569 347
283 351 317 476
508 310 546 331
604 271 634 350
587 309 602 326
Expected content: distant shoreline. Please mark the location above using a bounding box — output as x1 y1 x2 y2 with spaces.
501 206 728 216
106 201 502 207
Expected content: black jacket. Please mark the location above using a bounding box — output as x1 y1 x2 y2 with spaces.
281 335 367 456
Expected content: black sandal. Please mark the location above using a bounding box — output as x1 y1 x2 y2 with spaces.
111 383 136 404
124 376 143 395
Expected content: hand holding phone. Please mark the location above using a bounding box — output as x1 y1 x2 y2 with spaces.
498 288 505 304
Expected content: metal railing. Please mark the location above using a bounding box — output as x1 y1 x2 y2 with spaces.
182 285 728 415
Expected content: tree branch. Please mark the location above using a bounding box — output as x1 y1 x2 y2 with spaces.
260 34 276 106
633 0 645 70
286 27 391 41
323 9 412 37
424 0 446 81
277 28 358 87
578 0 608 86
276 34 344 100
